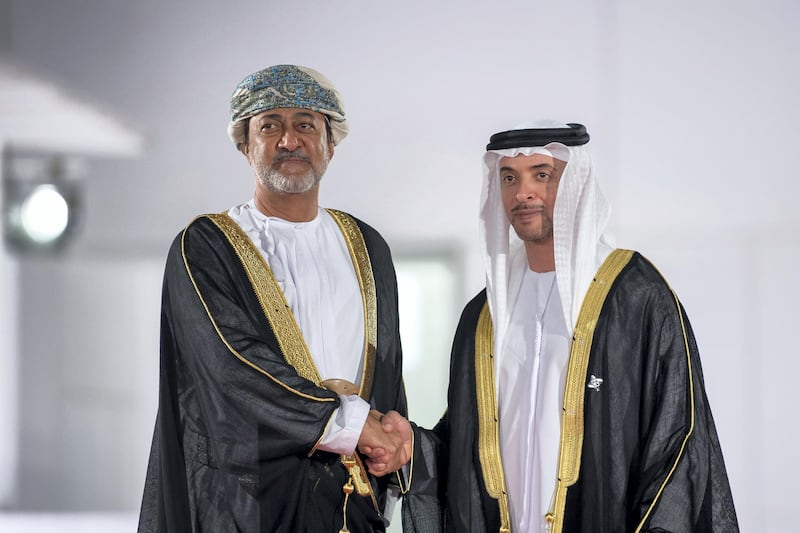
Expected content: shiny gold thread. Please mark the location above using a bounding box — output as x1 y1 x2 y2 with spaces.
475 303 511 533
547 249 633 533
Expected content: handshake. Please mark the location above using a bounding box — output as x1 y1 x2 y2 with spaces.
357 410 413 476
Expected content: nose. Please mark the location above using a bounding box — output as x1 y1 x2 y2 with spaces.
515 189 534 202
515 180 540 202
278 129 302 150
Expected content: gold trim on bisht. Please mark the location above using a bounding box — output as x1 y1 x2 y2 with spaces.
204 211 381 517
327 208 377 402
204 211 377 396
324 209 382 517
545 248 634 533
205 212 323 384
475 304 511 533
181 215 329 402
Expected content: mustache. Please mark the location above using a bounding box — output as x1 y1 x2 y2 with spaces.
273 151 310 164
511 203 544 213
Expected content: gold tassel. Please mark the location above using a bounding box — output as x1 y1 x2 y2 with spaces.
339 479 354 533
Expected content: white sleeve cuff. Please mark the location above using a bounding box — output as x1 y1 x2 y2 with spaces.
316 394 371 455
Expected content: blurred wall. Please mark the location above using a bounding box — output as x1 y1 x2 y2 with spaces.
2 0 799 531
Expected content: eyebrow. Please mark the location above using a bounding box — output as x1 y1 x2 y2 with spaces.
499 162 555 173
257 111 319 122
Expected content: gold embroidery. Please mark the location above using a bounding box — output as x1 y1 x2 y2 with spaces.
206 213 323 384
180 216 330 402
324 210 382 516
204 210 382 518
326 209 377 401
475 304 511 533
204 211 378 398
548 249 634 533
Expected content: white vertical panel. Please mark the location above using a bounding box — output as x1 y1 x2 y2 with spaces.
16 254 162 510
0 142 20 507
758 245 800 531
389 253 460 531
621 230 800 532
396 256 459 430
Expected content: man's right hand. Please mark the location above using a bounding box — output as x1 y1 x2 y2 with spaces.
357 410 412 476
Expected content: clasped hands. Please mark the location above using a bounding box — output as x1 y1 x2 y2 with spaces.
357 410 412 476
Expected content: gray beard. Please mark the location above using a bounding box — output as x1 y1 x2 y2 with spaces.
252 154 329 194
255 165 321 194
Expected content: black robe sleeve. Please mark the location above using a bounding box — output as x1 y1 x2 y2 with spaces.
566 253 739 532
402 291 491 533
167 216 342 458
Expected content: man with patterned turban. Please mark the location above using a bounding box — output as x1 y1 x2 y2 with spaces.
397 121 739 532
138 64 410 533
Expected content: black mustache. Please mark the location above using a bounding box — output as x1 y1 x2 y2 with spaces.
511 203 544 213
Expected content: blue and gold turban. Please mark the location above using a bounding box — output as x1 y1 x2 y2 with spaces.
227 64 349 150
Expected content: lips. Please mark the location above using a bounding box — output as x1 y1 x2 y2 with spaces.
277 158 309 165
274 152 310 165
512 204 544 215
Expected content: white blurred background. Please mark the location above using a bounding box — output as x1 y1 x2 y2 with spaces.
1 1 798 531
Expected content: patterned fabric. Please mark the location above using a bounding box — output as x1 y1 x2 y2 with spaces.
226 64 349 148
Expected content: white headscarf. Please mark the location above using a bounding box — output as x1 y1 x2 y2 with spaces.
479 119 615 365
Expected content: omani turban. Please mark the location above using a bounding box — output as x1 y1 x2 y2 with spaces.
227 64 349 150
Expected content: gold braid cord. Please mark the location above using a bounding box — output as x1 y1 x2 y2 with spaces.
205 211 381 527
474 304 511 533
326 209 382 520
205 213 322 382
326 209 377 402
545 249 633 533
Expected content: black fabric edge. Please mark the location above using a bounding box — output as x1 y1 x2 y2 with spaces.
486 123 590 150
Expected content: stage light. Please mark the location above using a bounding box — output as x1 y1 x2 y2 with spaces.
18 184 70 243
2 151 84 254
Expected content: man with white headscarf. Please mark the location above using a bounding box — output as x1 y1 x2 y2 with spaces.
139 64 410 533
399 121 738 532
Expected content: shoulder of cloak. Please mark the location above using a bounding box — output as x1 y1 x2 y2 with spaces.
169 213 238 261
609 250 678 301
333 211 392 258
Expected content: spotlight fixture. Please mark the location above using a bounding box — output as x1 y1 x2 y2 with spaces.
2 150 84 254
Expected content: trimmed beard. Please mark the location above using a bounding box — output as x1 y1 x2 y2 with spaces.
510 212 554 243
253 152 330 194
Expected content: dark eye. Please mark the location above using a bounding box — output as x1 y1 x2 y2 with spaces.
536 171 551 181
501 174 515 184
